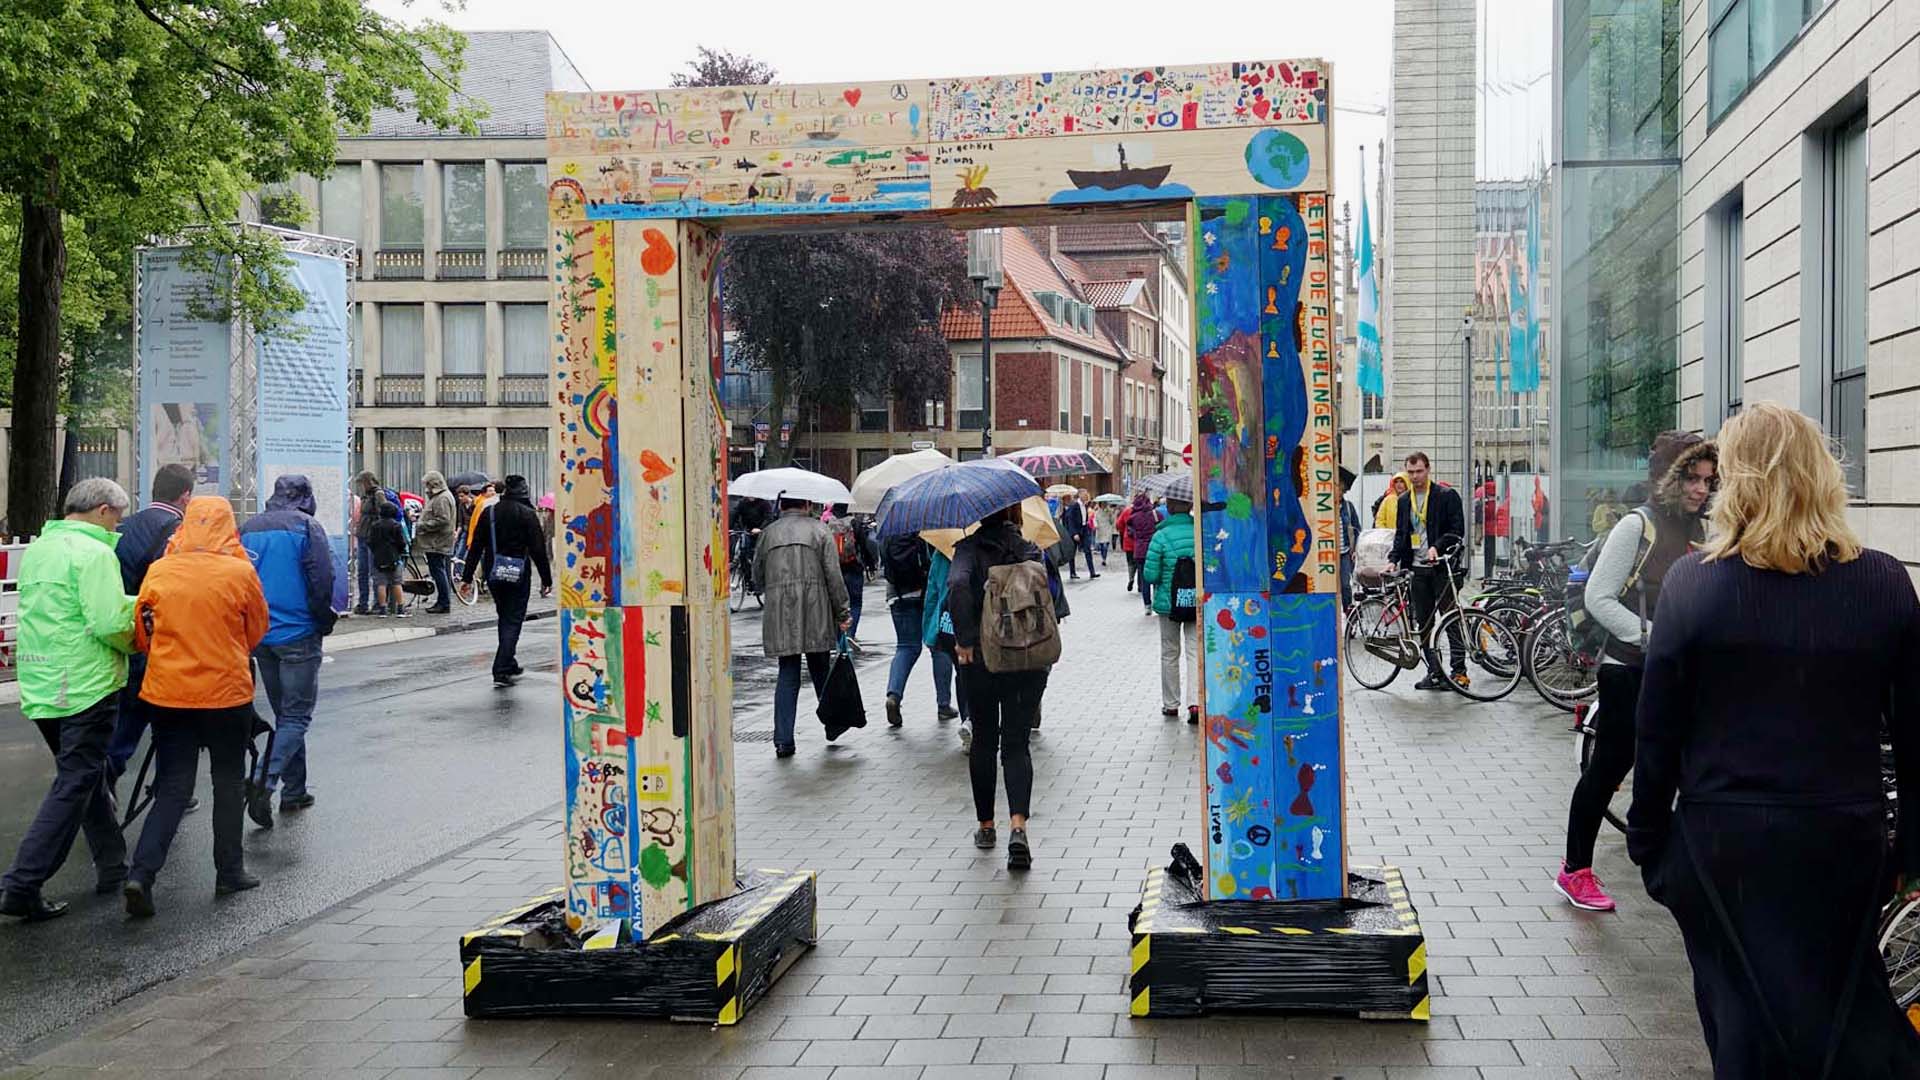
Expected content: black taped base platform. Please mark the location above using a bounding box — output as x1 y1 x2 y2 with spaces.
460 868 816 1023
1127 859 1428 1021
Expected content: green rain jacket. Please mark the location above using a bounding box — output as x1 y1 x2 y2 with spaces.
16 520 136 719
1142 512 1196 618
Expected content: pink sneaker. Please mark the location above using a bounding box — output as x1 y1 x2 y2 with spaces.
1555 863 1616 911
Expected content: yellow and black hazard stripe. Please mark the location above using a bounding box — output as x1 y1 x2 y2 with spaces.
1129 868 1162 1016
714 942 742 1025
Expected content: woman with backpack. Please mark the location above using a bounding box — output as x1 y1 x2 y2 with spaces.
949 502 1059 870
1124 492 1158 612
1554 432 1716 912
881 534 958 728
1143 497 1199 723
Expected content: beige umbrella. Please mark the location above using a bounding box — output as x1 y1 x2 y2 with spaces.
849 447 954 513
1044 483 1078 497
920 495 1061 557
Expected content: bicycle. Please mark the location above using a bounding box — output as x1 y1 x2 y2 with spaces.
1344 546 1523 701
728 529 762 613
1524 606 1601 711
1570 697 1627 833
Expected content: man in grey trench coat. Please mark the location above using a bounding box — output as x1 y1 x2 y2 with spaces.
753 498 852 758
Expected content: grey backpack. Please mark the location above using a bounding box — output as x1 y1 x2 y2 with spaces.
980 559 1061 673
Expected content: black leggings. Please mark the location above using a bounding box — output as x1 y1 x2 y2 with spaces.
964 666 1046 823
1565 663 1641 871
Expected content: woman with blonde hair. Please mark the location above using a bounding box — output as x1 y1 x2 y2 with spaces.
1628 402 1919 1075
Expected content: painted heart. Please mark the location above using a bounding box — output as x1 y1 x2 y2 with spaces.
843 87 862 108
1216 608 1237 631
1252 97 1271 120
639 449 676 484
639 228 676 276
612 96 625 111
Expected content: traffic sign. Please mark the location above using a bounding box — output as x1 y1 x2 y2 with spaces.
1181 442 1193 467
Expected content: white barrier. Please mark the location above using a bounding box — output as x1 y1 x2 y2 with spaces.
0 539 28 668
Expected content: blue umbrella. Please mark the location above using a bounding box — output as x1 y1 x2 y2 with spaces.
873 458 1042 539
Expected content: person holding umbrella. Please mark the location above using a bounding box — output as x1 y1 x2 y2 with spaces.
754 496 851 758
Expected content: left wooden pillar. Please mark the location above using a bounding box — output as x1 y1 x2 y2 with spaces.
549 197 734 937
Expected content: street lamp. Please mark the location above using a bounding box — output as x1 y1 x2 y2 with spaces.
966 229 1003 457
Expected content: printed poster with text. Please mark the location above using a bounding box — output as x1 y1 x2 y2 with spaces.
137 248 233 502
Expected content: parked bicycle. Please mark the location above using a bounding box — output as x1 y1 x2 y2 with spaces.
1344 545 1523 701
728 528 762 612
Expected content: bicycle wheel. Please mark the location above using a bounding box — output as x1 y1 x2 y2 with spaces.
1480 593 1542 642
729 555 749 612
1525 608 1598 712
1440 609 1522 701
1574 706 1629 833
452 556 478 606
1343 597 1405 690
1881 894 1920 1011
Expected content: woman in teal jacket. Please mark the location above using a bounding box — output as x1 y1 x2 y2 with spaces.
1142 498 1198 722
920 549 971 746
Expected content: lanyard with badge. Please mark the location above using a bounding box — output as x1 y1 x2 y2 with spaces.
1410 486 1430 550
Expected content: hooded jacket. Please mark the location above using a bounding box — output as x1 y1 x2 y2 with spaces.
1143 510 1197 617
753 507 851 657
15 519 136 720
1587 438 1718 665
460 476 552 589
1373 473 1410 530
414 471 457 556
136 497 270 709
241 475 338 646
1124 494 1158 554
352 470 382 541
947 519 1044 653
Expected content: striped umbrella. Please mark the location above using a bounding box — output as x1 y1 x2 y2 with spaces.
873 458 1043 539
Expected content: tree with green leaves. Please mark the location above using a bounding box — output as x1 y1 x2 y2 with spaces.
676 48 968 466
0 1 479 535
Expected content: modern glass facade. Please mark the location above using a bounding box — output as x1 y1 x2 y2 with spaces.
1553 0 1683 537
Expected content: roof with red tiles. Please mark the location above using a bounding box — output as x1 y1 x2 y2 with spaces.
940 229 1121 360
1080 279 1148 310
1055 222 1166 254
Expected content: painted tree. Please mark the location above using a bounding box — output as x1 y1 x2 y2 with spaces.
0 1 479 535
676 48 968 466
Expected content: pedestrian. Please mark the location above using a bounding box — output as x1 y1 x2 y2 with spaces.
1118 499 1136 588
239 475 337 829
367 501 409 618
460 475 553 686
1091 497 1116 567
415 470 457 613
0 479 136 922
1143 496 1198 723
1628 403 1920 1073
1338 474 1363 610
826 503 868 641
1075 491 1099 578
880 533 958 728
1479 480 1499 578
465 481 498 556
921 545 973 751
453 484 476 559
122 497 270 917
106 463 195 782
351 470 385 615
753 498 851 758
1125 492 1158 612
948 502 1057 870
1371 473 1407 530
1389 452 1467 690
1555 430 1716 912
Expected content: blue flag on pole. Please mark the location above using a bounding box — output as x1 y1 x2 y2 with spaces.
1356 170 1385 398
1521 183 1544 393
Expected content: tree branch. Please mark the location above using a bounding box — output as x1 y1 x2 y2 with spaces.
129 0 271 91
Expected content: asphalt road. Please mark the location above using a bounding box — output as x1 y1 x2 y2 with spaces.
0 621 561 1058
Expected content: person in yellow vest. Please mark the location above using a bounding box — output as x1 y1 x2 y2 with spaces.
1372 473 1409 530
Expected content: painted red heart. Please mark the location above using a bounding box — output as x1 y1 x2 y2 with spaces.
639 449 676 484
843 88 861 108
612 96 625 111
1252 98 1270 120
1216 608 1237 631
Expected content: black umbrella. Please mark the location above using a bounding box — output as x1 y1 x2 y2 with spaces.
446 471 491 492
1340 465 1357 489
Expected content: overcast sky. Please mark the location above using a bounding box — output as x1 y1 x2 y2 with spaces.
375 0 1395 232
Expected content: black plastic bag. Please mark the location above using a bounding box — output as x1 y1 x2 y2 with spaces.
816 643 866 741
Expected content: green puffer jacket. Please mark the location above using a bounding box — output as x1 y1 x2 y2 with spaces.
16 520 136 719
1142 512 1196 618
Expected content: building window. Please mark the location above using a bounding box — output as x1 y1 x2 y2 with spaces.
956 352 984 430
503 163 548 249
1709 0 1829 122
857 448 891 474
378 428 425 490
1819 111 1868 496
441 305 484 375
1057 356 1070 431
319 166 362 242
259 185 304 229
502 304 546 374
1711 195 1745 425
439 428 487 480
380 164 424 247
380 305 425 374
500 428 549 501
857 390 888 433
441 162 486 248
924 398 947 429
1080 361 1091 435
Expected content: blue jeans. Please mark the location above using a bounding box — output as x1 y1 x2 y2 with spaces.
843 567 866 638
2 695 126 898
426 552 453 609
255 635 322 798
884 599 953 711
772 652 831 753
107 658 153 777
131 704 248 885
1080 536 1098 577
355 538 379 610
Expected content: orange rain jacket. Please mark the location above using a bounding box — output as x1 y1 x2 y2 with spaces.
134 497 270 709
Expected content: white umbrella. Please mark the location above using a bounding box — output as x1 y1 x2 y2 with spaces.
849 447 953 513
920 495 1062 557
1044 483 1079 497
729 466 851 506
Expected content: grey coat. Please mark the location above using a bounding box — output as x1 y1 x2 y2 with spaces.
414 471 457 556
754 508 851 657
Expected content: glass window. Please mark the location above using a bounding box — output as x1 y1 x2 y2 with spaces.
379 305 425 375
503 163 548 249
1709 0 1827 122
956 353 984 430
1709 1 1752 121
319 166 362 242
503 304 547 375
1080 361 1091 435
500 428 549 502
438 428 487 480
441 162 486 248
857 390 888 433
1058 357 1071 431
378 428 425 491
441 304 484 375
380 164 424 247
1712 198 1744 422
857 448 891 474
1825 112 1868 495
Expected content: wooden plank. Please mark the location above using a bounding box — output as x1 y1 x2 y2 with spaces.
549 81 931 158
685 596 736 906
930 125 1325 214
1265 593 1343 900
561 607 636 929
613 221 687 605
926 60 1329 141
623 604 692 936
1300 195 1342 597
1199 591 1278 900
1262 195 1313 592
550 212 618 610
556 143 931 221
679 223 729 606
1193 195 1268 597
